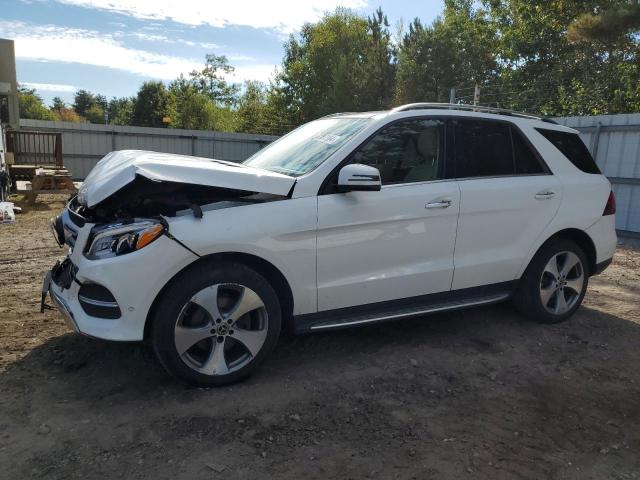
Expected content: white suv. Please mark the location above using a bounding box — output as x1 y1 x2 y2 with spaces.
45 104 617 386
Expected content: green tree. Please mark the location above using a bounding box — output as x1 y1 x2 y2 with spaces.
73 90 109 123
131 81 170 127
50 96 66 111
275 8 396 125
50 96 85 122
483 0 640 115
17 86 55 120
568 2 640 42
189 54 240 106
361 8 397 109
73 89 96 118
84 103 106 123
235 81 269 134
107 97 134 125
395 0 498 104
167 76 234 131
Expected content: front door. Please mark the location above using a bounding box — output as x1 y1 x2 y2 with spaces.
316 118 460 311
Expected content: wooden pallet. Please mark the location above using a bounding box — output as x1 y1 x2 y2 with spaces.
22 169 78 204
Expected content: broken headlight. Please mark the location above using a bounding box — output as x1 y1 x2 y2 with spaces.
85 220 165 260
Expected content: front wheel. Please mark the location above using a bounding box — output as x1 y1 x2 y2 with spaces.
151 262 282 386
514 239 588 324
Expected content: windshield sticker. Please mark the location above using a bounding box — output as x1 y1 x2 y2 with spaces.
312 133 341 145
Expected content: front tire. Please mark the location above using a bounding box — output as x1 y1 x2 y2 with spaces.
151 261 282 386
514 239 588 324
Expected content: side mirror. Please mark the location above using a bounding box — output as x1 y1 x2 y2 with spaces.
336 164 382 192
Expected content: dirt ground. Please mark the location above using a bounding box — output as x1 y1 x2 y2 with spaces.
0 194 639 480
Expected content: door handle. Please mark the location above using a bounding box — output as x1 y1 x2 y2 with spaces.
425 199 452 209
535 191 556 200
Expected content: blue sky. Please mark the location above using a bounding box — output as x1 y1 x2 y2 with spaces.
1 0 443 106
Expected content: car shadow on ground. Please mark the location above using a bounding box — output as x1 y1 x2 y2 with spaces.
1 302 639 402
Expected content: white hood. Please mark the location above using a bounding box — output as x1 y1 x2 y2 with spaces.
77 150 296 207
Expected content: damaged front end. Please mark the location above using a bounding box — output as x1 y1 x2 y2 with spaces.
73 174 288 223
51 149 295 264
55 175 288 262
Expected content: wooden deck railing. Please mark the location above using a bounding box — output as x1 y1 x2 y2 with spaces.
5 130 63 167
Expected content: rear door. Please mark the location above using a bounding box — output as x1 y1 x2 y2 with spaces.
316 118 460 311
451 118 561 290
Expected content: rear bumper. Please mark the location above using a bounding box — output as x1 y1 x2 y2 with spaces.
585 214 617 266
592 258 613 276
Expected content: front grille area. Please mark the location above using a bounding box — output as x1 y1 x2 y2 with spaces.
78 283 121 319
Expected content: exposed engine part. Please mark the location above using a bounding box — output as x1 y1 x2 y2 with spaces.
72 175 287 223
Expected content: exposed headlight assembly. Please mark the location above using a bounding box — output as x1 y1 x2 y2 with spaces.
85 220 165 260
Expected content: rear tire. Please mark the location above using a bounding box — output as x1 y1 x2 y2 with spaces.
151 261 281 386
514 239 588 324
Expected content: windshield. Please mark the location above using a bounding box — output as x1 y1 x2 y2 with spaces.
243 117 370 177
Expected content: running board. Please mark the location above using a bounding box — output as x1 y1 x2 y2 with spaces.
293 282 515 333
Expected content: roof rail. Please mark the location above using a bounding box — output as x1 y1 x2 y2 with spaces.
390 103 545 121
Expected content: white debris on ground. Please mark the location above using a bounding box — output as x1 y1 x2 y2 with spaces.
0 201 18 223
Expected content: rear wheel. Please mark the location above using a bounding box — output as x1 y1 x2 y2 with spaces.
152 262 281 386
514 239 588 324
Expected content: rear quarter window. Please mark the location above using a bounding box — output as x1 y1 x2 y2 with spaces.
535 128 601 174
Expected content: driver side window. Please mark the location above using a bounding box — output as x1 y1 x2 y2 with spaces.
350 118 445 185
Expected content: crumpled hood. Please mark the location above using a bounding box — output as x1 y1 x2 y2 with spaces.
77 150 296 208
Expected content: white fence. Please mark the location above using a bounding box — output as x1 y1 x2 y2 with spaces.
555 114 640 235
19 119 277 179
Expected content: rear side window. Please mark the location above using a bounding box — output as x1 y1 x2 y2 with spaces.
513 129 545 174
535 128 600 174
454 120 545 178
454 120 513 177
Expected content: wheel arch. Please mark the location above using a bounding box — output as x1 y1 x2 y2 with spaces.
144 251 295 340
524 228 597 278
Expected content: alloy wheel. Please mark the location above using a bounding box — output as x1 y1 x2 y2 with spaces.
174 283 268 376
539 251 585 315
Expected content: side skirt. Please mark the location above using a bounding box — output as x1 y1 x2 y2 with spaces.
293 281 517 333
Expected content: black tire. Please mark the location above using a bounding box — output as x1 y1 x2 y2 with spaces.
514 239 589 324
151 261 281 386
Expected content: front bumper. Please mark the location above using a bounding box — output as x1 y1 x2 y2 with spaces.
45 226 198 341
49 282 80 333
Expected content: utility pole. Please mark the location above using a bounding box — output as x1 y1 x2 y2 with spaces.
449 88 456 104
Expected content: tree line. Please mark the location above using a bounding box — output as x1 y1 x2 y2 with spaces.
18 0 640 136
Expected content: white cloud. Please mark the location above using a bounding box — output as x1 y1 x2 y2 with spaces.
1 21 201 80
20 82 78 92
228 54 256 62
55 0 367 33
129 32 170 42
175 38 220 49
0 21 276 83
231 64 278 83
128 32 221 50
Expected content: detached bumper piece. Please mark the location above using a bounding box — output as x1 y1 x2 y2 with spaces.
50 287 79 333
42 266 79 332
78 283 121 319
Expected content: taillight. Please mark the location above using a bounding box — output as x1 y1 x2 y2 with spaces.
603 190 616 216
